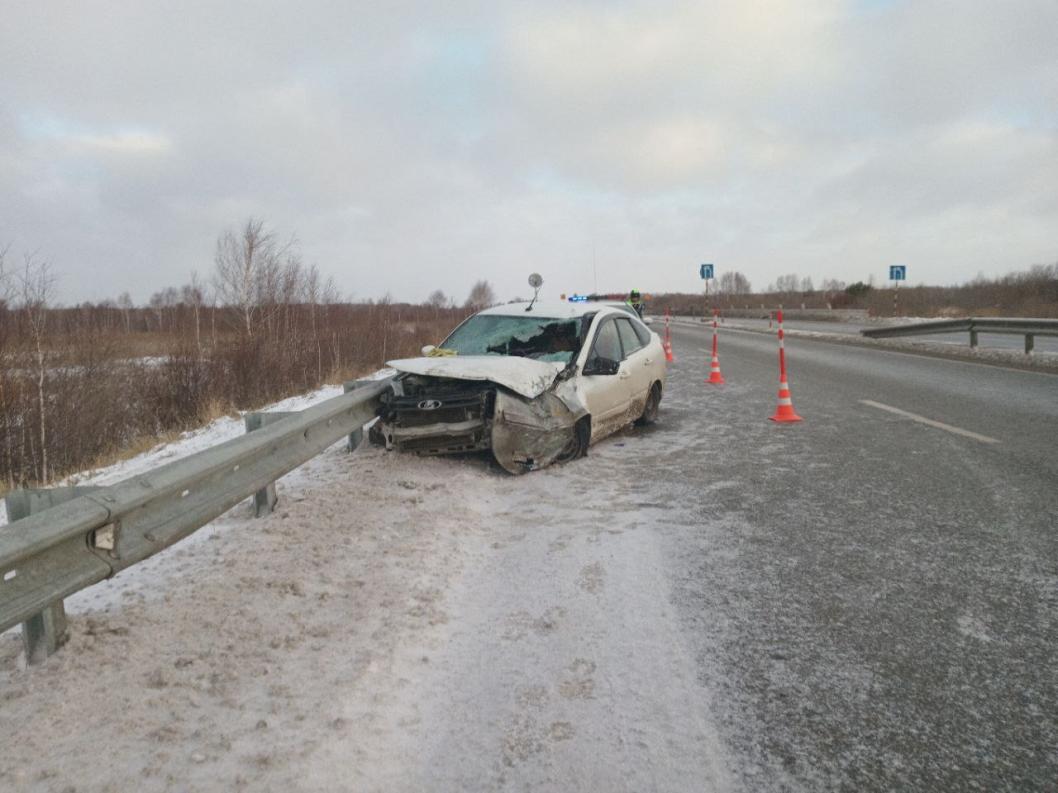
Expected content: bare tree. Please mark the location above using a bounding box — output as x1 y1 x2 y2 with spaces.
304 264 324 380
821 278 846 293
148 286 180 332
213 218 292 338
182 272 207 356
0 244 10 310
0 246 14 487
465 280 496 311
718 271 752 295
116 291 134 332
427 289 448 309
18 253 55 483
775 274 800 293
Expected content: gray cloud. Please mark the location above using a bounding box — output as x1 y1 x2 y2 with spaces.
1 0 1055 304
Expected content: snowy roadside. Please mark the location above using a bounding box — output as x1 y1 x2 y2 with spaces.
0 370 395 618
0 364 735 792
0 370 395 528
0 442 502 790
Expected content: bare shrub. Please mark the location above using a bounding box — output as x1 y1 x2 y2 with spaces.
465 280 496 311
0 241 471 489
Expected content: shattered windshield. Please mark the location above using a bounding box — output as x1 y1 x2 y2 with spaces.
441 315 582 363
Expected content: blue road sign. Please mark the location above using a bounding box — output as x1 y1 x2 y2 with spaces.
890 265 907 281
700 263 714 280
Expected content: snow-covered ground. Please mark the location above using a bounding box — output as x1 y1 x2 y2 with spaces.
0 368 733 792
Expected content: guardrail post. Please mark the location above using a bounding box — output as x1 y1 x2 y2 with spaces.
1025 334 1035 355
343 380 376 451
4 485 102 664
970 329 979 348
243 412 298 517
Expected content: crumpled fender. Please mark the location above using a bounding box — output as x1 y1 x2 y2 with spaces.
491 389 584 474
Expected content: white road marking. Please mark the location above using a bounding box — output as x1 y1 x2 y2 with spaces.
860 400 1001 444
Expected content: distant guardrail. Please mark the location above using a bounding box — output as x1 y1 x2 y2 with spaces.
717 307 869 322
1 378 389 665
861 318 1058 354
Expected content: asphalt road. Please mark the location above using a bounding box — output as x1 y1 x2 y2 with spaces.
659 322 1058 790
709 316 1058 354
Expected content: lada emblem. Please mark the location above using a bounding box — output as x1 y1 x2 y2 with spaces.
418 399 443 410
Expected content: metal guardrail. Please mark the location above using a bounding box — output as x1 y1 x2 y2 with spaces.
861 318 1058 354
1 378 390 664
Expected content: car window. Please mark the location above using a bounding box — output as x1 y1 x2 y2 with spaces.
630 317 651 346
616 318 644 356
588 319 622 362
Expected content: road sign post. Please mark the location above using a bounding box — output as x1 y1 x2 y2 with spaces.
699 263 715 311
889 265 906 316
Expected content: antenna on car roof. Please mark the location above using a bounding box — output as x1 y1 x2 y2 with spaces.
525 273 543 312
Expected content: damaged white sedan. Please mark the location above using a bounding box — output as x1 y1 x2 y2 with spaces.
374 301 667 474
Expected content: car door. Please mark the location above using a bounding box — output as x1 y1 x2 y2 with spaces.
614 317 653 412
578 317 634 441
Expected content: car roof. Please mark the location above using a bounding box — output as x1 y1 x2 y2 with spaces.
475 301 623 319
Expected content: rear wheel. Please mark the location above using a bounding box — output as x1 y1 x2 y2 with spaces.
635 382 662 426
555 417 590 463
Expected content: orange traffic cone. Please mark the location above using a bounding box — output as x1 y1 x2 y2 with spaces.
663 309 676 362
707 355 725 384
770 379 802 422
706 310 725 384
769 309 803 422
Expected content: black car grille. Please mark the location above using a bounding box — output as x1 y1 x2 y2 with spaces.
382 388 495 428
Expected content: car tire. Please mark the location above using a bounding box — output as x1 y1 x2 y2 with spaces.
635 382 662 426
555 417 590 464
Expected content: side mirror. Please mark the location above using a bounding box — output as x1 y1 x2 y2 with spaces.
421 345 436 356
583 357 620 376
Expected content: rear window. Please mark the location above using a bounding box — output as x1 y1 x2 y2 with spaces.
631 318 651 346
589 319 622 362
616 318 644 355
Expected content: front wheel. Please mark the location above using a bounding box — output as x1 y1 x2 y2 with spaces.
555 417 590 464
635 382 662 426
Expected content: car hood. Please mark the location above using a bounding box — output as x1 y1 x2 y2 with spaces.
386 356 566 399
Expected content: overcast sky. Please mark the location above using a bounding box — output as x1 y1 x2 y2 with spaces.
2 1 1056 305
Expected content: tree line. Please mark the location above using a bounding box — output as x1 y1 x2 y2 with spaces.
0 220 500 493
657 263 1058 317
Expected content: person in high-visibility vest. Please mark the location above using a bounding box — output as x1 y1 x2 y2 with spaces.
627 289 645 318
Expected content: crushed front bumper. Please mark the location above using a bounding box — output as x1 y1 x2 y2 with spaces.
374 375 585 473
